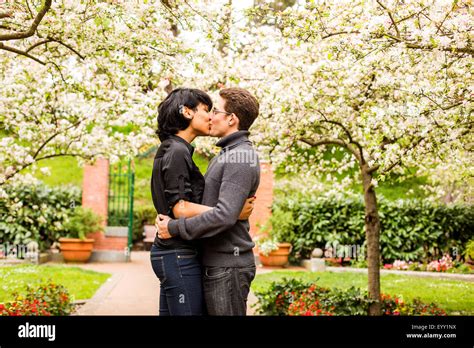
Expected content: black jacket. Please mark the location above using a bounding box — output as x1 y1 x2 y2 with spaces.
150 135 205 250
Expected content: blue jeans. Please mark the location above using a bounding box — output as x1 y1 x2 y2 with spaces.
203 264 256 316
150 245 204 316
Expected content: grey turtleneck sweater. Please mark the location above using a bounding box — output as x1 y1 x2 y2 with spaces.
168 130 260 267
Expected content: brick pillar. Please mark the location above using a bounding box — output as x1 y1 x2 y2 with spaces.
82 158 129 261
82 158 109 227
249 162 274 241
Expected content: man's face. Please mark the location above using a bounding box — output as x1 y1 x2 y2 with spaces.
209 95 231 138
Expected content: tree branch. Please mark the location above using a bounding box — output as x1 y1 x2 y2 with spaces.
148 45 176 57
315 109 366 164
0 11 13 19
0 0 52 41
322 31 360 39
26 34 86 60
376 0 400 37
25 39 52 53
0 42 46 64
367 164 380 174
381 33 474 56
299 136 362 164
2 152 90 185
47 36 85 60
32 120 83 160
382 136 424 175
320 28 473 56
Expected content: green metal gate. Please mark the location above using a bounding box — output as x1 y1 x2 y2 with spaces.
108 159 135 254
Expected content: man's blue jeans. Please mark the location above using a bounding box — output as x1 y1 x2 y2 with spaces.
202 264 256 316
150 245 204 316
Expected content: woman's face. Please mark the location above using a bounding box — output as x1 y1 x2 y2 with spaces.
189 103 211 136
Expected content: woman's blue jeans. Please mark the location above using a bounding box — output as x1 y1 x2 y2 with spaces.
150 244 204 316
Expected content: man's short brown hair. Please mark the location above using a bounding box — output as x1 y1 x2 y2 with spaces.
219 88 259 130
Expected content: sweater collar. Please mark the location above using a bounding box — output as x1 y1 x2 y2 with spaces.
216 130 250 149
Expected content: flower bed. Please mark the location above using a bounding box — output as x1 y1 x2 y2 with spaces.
254 278 446 316
0 282 74 316
382 254 473 274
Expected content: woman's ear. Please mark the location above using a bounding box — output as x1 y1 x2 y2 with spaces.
180 105 193 120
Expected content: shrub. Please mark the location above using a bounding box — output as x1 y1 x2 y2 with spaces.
63 207 103 240
132 205 157 243
0 281 74 316
464 239 474 261
380 294 446 316
254 278 446 316
448 262 473 274
0 183 81 251
254 278 311 316
271 194 473 263
287 284 335 316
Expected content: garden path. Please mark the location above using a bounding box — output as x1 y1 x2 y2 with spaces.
71 251 292 315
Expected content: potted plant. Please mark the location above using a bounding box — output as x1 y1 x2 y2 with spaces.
256 237 292 267
59 207 103 263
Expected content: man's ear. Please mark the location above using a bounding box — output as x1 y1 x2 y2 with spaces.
229 114 239 127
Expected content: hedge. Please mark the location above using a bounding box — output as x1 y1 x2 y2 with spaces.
0 183 161 250
0 183 81 251
270 194 473 263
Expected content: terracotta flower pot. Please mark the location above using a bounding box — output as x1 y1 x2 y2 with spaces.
259 242 292 267
59 238 95 263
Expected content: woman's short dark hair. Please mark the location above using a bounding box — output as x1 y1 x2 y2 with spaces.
157 88 213 141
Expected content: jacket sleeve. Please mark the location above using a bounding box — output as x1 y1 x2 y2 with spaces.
162 145 194 211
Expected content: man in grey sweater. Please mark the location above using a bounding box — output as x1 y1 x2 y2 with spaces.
157 88 260 315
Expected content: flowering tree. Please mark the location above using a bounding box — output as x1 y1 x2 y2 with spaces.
0 1 188 187
208 0 472 315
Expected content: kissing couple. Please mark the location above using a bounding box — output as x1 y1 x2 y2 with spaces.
150 87 261 316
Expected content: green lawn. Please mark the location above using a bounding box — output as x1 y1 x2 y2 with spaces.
251 270 474 315
25 156 84 187
0 264 110 303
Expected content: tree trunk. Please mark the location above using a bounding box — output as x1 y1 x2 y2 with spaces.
361 165 382 315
